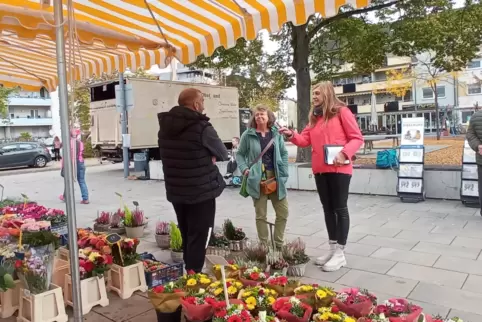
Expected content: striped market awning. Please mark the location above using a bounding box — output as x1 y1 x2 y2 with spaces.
0 0 370 91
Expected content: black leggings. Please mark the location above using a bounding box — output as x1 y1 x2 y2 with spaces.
315 173 351 245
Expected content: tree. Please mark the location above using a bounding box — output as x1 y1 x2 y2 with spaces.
0 86 18 119
188 37 294 110
19 132 32 141
270 0 482 160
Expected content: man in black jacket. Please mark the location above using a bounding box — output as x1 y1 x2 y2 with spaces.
158 88 229 272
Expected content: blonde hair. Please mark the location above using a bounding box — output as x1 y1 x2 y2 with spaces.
309 81 345 127
248 104 276 128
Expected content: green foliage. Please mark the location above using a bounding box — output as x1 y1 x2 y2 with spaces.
0 262 16 292
22 231 59 249
0 86 18 119
188 37 293 110
169 222 182 252
19 132 32 141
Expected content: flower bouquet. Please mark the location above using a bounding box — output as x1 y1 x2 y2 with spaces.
333 288 377 318
179 270 212 291
207 279 243 299
239 286 277 316
213 302 253 322
223 219 246 251
264 273 300 297
294 284 335 309
213 263 239 281
181 289 218 322
148 281 185 322
78 248 113 279
374 299 423 322
240 266 269 287
111 238 140 267
272 296 313 322
16 220 57 294
313 306 357 322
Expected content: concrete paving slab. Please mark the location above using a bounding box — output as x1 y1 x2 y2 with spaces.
394 230 456 245
461 274 482 294
370 248 440 267
434 256 482 275
357 235 418 251
387 262 467 288
413 242 481 260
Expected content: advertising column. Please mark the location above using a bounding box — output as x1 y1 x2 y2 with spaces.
397 117 426 202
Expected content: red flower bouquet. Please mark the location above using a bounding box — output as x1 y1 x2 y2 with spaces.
181 291 218 321
272 296 313 322
240 266 268 287
213 302 253 322
374 299 423 322
264 273 301 296
78 248 113 280
148 281 185 314
333 287 376 318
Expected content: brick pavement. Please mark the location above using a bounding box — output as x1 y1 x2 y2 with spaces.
2 164 482 321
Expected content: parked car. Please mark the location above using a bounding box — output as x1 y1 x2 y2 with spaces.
0 142 52 169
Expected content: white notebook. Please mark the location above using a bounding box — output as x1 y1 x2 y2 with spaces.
324 145 350 165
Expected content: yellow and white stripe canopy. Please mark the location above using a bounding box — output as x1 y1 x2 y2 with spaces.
0 0 370 91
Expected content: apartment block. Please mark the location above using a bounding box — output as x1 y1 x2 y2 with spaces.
456 57 482 125
1 88 53 140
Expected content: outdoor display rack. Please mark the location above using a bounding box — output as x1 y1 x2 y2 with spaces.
397 146 426 202
460 140 479 207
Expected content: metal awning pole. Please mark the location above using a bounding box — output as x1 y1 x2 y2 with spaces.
53 0 83 320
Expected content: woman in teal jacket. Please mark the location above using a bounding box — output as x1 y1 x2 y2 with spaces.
237 105 289 249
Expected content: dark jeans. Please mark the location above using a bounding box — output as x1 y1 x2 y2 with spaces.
53 148 61 161
478 165 482 211
172 199 216 272
315 173 351 245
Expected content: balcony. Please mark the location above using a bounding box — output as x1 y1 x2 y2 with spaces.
8 97 52 106
357 101 414 114
0 117 53 127
335 79 413 95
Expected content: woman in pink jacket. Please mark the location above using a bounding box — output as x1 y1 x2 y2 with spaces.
279 81 363 272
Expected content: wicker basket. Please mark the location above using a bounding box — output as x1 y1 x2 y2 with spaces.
287 263 308 277
155 234 170 249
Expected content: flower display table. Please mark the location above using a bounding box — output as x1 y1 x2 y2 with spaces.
0 279 21 318
108 262 147 299
64 275 109 315
17 284 68 322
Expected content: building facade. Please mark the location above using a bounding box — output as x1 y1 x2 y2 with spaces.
0 89 53 141
456 57 482 125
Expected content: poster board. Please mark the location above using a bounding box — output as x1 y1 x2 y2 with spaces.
401 117 425 147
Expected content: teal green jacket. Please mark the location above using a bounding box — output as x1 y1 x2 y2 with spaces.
236 127 289 200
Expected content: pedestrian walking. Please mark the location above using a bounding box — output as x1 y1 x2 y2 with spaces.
158 88 229 272
53 136 61 161
465 110 482 215
59 127 89 204
279 81 363 272
236 105 289 249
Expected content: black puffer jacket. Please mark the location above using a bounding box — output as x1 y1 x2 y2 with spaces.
158 106 229 204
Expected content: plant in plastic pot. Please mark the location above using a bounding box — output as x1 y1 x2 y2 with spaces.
93 211 111 232
223 219 246 251
239 286 278 316
333 287 377 318
155 221 170 249
109 209 125 234
374 299 423 322
148 281 185 322
169 222 183 263
124 207 146 238
282 239 310 277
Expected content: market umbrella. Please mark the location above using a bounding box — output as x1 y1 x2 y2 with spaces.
0 2 372 321
370 91 378 131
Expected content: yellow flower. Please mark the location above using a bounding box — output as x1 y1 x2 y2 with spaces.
242 291 252 298
200 277 211 284
235 282 243 288
209 281 220 289
245 296 257 306
227 286 237 295
214 288 223 296
267 296 275 304
316 289 327 299
246 304 255 311
318 307 331 314
88 251 100 262
186 278 197 286
270 289 277 296
344 317 356 322
214 265 220 270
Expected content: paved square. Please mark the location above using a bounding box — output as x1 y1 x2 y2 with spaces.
2 164 482 321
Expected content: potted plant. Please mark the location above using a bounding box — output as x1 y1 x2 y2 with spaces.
272 296 313 322
223 219 246 251
244 242 268 268
108 238 147 299
282 238 310 277
41 208 67 235
109 209 125 235
155 221 170 249
267 258 288 276
169 222 183 263
206 232 230 257
148 281 185 322
93 211 111 232
125 207 146 238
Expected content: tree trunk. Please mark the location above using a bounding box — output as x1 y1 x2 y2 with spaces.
291 24 312 163
434 86 440 140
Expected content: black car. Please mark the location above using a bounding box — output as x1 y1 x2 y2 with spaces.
0 142 52 169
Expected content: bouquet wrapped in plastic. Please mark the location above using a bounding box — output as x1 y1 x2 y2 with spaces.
333 287 376 318
264 273 300 297
148 281 185 313
181 290 217 321
294 284 335 309
374 299 423 322
272 296 313 322
240 266 269 287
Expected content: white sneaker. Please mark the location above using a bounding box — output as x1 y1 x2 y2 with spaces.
322 247 346 272
315 243 336 266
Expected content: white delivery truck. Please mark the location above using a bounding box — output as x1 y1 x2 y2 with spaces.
89 78 240 162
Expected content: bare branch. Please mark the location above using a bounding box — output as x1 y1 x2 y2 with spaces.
308 0 400 39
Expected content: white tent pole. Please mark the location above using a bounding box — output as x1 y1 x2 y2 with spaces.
53 1 83 321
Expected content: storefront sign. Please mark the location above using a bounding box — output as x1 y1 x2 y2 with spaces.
399 164 424 178
398 178 423 194
401 117 424 147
